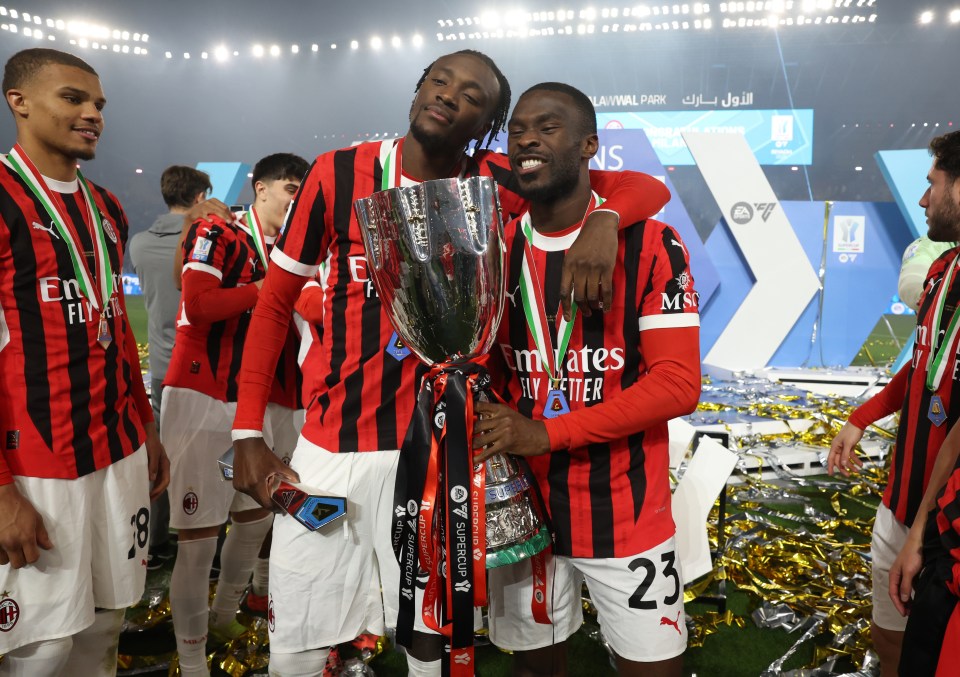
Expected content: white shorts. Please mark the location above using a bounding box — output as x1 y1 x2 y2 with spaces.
871 503 909 631
266 403 302 466
488 536 687 663
162 387 280 529
268 437 432 653
0 448 150 654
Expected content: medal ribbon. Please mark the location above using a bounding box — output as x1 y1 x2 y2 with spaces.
246 207 270 270
926 255 960 392
7 145 114 311
380 138 404 192
517 194 603 391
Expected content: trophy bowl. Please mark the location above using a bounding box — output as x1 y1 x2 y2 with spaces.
354 176 503 365
355 176 550 568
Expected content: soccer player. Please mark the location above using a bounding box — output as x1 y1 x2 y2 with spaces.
130 165 213 567
231 50 670 677
162 152 308 677
0 48 168 675
828 130 960 677
472 82 700 677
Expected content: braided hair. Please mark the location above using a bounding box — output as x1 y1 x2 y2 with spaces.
414 49 511 152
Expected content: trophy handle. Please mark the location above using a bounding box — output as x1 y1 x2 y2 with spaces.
355 196 384 271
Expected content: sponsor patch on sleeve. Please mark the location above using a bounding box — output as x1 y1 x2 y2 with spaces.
190 237 213 262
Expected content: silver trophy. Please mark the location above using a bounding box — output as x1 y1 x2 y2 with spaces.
355 176 550 568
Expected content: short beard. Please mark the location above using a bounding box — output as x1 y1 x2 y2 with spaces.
516 157 580 205
72 148 96 162
409 118 454 155
927 199 960 242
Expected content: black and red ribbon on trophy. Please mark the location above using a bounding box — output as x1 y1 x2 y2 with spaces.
393 362 491 676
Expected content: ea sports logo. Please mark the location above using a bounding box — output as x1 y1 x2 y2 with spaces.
182 491 199 515
729 201 754 225
534 590 544 604
407 500 419 516
450 485 468 503
0 597 20 632
434 411 446 429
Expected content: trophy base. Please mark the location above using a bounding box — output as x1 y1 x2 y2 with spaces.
486 524 551 569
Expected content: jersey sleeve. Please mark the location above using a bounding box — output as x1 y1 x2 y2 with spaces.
271 157 330 277
233 265 306 436
587 171 671 229
181 271 259 325
543 325 700 449
848 365 909 429
638 223 700 330
294 278 324 324
181 219 229 281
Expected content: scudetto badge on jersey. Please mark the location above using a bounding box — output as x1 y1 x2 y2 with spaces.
191 237 213 262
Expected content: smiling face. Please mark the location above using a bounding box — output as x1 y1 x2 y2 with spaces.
6 63 105 166
507 89 598 205
408 52 500 155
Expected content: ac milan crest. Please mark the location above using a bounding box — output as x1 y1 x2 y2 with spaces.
0 593 20 632
267 598 276 632
182 491 199 515
100 212 118 244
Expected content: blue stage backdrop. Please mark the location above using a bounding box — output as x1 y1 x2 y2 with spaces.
595 109 815 166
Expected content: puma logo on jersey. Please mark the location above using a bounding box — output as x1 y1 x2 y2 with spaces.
32 221 59 240
660 611 682 635
670 238 686 254
505 283 521 308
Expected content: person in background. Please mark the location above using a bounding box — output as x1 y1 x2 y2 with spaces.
829 130 960 677
129 165 211 569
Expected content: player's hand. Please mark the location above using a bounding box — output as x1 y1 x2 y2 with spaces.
560 210 618 320
890 526 924 616
473 402 551 463
233 436 300 510
827 422 865 476
144 423 170 501
184 198 234 228
0 484 54 568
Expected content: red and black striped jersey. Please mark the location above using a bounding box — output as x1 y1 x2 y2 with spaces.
240 140 671 452
0 161 146 482
495 201 700 558
880 247 960 526
265 235 303 411
165 215 263 402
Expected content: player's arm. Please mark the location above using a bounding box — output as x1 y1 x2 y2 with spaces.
560 171 672 320
474 328 699 459
232 158 330 507
890 419 960 615
180 221 260 324
826 365 909 476
0 390 52 567
293 277 324 324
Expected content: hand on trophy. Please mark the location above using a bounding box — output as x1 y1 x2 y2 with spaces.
473 402 551 462
232 436 300 510
560 210 619 319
